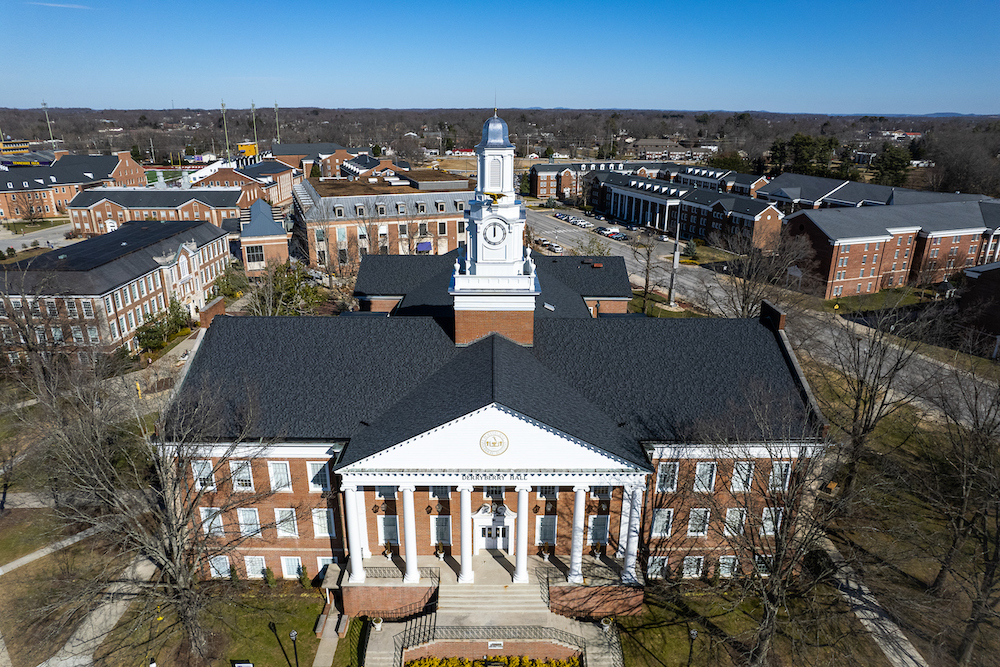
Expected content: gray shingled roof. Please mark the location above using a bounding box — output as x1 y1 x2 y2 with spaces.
792 200 992 241
0 221 226 296
756 173 848 204
241 200 288 238
681 189 773 216
300 190 473 223
1 160 114 193
237 161 295 179
69 188 242 209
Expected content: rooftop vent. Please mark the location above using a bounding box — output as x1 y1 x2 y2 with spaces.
543 303 555 311
58 254 67 260
121 242 127 246
592 263 603 269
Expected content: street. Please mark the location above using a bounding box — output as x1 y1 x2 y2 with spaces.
0 220 83 253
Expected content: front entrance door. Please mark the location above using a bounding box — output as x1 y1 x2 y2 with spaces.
482 524 508 550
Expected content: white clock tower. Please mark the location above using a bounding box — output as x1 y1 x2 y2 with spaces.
450 114 540 345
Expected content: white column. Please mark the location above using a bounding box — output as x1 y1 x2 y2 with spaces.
458 484 474 584
568 485 588 584
343 485 365 583
621 485 643 585
513 485 530 584
400 484 419 584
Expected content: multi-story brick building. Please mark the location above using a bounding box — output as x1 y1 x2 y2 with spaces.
788 200 999 298
68 188 242 236
171 116 825 620
270 142 370 178
677 189 783 250
0 221 228 361
237 199 292 275
190 159 302 207
0 150 146 221
340 155 409 181
293 172 473 270
529 161 678 202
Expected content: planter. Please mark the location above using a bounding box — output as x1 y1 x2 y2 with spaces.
436 551 445 561
600 617 614 632
541 551 550 562
383 550 392 560
372 617 383 632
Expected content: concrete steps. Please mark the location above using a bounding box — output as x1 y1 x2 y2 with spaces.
437 584 549 615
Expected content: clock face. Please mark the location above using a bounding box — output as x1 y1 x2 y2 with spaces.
483 221 507 246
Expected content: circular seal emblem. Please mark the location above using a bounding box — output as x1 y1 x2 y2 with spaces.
479 430 509 456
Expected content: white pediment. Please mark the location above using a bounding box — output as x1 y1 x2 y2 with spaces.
340 403 638 473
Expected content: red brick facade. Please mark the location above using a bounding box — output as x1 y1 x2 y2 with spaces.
455 310 534 345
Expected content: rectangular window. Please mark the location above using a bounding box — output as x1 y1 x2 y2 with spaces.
587 514 609 544
46 300 58 317
312 508 336 538
192 460 215 490
200 507 223 536
731 461 753 492
209 556 231 579
430 486 451 499
657 462 678 493
71 326 84 343
537 486 557 499
458 221 466 233
682 556 703 578
307 462 330 493
376 486 397 499
418 222 428 236
432 516 451 545
687 508 709 537
755 555 773 576
536 515 557 545
591 486 611 499
762 508 782 536
317 557 337 577
244 555 266 579
724 508 747 536
485 486 504 500
275 508 298 537
652 508 673 537
139 280 146 297
0 302 6 318
246 245 264 264
1 326 12 343
398 223 407 237
718 555 738 578
268 461 292 492
87 326 99 343
237 508 261 537
769 461 791 491
438 222 447 235
66 300 78 318
694 462 717 493
647 556 669 579
280 556 302 579
230 461 253 491
378 515 399 545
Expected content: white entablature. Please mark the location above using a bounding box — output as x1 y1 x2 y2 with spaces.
338 403 647 484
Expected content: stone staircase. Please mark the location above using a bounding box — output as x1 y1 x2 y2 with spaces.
436 583 550 616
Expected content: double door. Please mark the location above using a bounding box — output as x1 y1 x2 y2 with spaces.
481 522 508 550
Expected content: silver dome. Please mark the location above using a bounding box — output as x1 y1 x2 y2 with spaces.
476 114 514 149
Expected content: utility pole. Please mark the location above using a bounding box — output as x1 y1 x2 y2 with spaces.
220 100 232 162
149 137 155 163
251 100 259 155
668 218 681 307
274 102 281 145
41 101 56 152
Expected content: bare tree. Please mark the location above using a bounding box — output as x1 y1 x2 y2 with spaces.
12 191 45 225
570 235 611 257
699 227 816 318
243 260 323 316
630 238 665 316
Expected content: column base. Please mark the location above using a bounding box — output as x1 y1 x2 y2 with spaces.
620 572 638 586
567 573 583 584
403 572 420 584
348 570 366 584
512 572 528 584
458 572 475 584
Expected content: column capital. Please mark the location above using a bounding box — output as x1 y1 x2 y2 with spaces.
398 484 416 493
573 484 590 493
514 483 533 493
341 484 358 493
457 483 475 493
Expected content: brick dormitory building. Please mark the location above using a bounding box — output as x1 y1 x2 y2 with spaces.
169 115 826 619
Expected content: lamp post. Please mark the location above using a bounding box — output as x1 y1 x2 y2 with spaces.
289 630 299 667
687 629 698 667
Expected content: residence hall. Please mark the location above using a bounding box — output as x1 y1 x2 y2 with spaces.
172 115 825 619
189 157 302 207
0 221 228 362
293 170 474 269
0 150 146 221
68 187 242 236
236 199 292 275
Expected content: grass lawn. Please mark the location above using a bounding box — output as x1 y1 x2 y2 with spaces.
0 537 108 667
332 617 364 667
3 218 68 235
619 585 890 667
628 291 706 318
96 582 325 667
0 246 54 264
820 286 928 313
0 509 67 566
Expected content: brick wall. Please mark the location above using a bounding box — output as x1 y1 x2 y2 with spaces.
365 298 401 313
341 583 435 618
199 296 226 328
548 584 644 617
454 310 534 345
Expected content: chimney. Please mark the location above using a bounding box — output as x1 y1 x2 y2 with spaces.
759 300 786 332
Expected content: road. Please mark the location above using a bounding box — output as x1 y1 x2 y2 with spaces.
0 220 83 253
525 207 713 305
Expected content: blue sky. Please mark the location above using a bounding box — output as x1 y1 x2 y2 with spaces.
7 0 998 114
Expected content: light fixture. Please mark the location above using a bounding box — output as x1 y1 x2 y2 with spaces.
533 505 540 514
435 503 444 512
371 504 379 513
425 505 433 514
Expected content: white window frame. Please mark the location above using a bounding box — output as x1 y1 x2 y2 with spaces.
376 486 397 499
647 555 669 579
724 508 747 536
431 515 451 545
209 556 231 579
769 461 791 492
200 507 223 536
590 486 611 499
430 486 451 499
755 554 772 576
537 485 558 499
268 461 292 492
656 462 678 493
377 514 399 545
280 556 302 579
312 508 336 538
682 556 704 579
731 461 753 493
761 507 782 536
192 460 215 491
535 515 557 546
275 508 298 537
307 461 330 493
693 462 717 493
652 508 673 538
317 556 337 577
244 555 266 579
587 514 609 545
238 508 261 537
687 508 710 537
484 486 504 500
230 461 254 491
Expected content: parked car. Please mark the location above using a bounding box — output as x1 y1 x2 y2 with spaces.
550 244 564 253
594 215 606 221
658 235 670 242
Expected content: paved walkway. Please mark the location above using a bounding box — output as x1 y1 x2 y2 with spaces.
820 537 928 667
